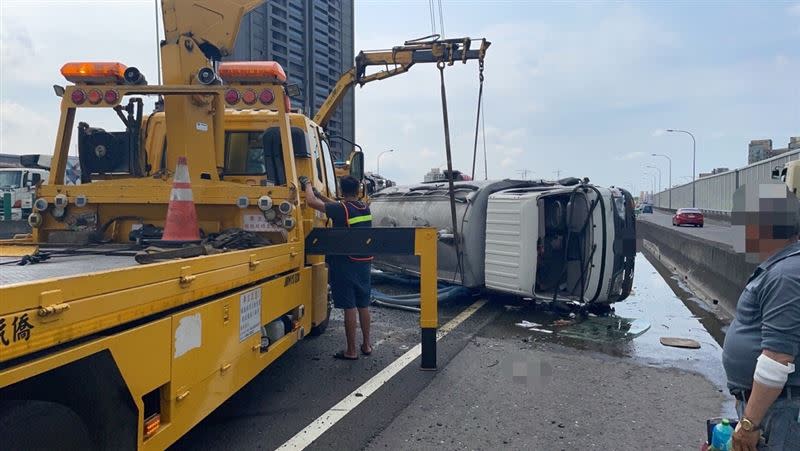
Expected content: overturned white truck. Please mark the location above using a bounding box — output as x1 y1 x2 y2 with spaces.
371 178 636 305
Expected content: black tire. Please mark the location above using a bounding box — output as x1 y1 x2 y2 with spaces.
699 224 704 228
0 400 94 451
309 294 332 337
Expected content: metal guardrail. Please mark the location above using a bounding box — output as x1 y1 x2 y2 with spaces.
653 149 799 212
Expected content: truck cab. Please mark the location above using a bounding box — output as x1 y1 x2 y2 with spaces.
370 179 636 306
135 109 358 233
0 167 48 219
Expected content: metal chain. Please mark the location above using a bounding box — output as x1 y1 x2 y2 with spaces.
470 58 485 180
438 62 464 282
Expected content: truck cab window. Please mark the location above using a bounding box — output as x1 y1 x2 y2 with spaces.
224 130 286 185
320 136 337 197
0 171 22 188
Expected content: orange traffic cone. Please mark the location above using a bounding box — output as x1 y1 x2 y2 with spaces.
162 156 200 242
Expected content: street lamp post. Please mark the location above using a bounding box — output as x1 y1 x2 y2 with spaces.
651 153 672 209
645 165 662 193
642 173 656 201
666 129 696 207
377 149 394 176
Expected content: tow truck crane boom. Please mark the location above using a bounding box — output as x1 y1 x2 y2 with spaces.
157 0 263 180
314 36 490 128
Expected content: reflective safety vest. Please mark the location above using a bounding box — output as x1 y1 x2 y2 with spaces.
341 201 373 261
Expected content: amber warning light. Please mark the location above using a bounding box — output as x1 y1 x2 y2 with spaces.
143 413 161 439
218 61 287 83
61 62 127 84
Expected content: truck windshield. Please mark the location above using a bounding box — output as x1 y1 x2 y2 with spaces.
0 171 22 188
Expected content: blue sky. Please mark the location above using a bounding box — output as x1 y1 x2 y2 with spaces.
2 1 798 194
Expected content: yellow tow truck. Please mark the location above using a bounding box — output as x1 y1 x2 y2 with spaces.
0 0 494 448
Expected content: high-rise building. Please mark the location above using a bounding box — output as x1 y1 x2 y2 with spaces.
748 137 800 164
229 0 355 160
748 139 773 164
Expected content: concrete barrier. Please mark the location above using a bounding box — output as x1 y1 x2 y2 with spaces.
637 219 755 315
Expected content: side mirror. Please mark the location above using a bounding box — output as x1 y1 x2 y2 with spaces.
53 85 65 97
29 173 43 187
349 151 364 181
285 84 302 98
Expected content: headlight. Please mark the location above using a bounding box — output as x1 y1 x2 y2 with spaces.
613 197 626 221
610 271 623 296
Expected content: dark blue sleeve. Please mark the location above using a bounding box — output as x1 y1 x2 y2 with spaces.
759 269 800 357
324 202 345 227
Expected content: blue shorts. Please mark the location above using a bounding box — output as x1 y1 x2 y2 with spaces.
330 260 371 309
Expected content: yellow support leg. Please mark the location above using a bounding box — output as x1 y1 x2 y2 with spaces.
415 228 438 370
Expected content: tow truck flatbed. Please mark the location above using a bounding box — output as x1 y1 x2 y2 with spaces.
0 243 303 364
0 248 138 285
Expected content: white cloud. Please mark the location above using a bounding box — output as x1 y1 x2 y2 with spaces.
652 129 666 137
615 151 645 161
789 3 800 16
419 147 436 158
0 101 57 155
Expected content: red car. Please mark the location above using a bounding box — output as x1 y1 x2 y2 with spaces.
672 208 704 227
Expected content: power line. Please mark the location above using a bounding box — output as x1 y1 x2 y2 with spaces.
428 0 436 35
481 95 487 180
437 0 446 38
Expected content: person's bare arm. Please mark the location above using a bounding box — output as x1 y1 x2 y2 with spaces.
304 182 326 212
743 350 794 424
315 188 335 204
733 350 793 451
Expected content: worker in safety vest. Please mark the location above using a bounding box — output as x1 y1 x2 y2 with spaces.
302 175 373 360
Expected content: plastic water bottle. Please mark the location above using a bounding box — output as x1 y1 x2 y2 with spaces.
710 419 733 451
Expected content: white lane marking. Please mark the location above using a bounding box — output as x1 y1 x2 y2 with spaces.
276 299 488 451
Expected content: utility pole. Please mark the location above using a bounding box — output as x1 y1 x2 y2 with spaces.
652 153 672 209
553 169 562 179
377 149 394 176
645 165 662 193
518 169 532 180
666 129 696 207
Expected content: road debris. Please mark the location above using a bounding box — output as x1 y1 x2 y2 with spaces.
529 328 554 334
515 320 542 328
659 337 701 349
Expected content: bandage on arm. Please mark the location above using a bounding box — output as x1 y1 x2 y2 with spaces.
753 353 796 388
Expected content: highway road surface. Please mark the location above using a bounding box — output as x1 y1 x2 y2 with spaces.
637 210 735 248
171 254 732 451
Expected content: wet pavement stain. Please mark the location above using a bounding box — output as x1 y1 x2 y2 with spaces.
479 253 732 410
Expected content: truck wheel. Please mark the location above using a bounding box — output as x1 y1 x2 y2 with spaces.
309 294 332 337
0 400 94 450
